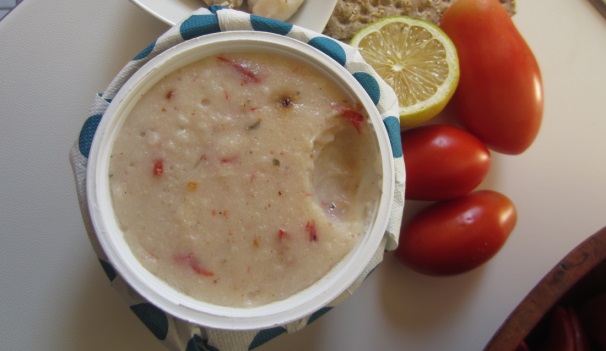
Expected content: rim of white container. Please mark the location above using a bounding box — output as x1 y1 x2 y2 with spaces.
87 31 395 330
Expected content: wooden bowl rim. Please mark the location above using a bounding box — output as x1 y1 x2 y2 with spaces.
484 226 606 350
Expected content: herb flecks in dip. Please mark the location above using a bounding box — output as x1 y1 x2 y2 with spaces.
109 52 381 307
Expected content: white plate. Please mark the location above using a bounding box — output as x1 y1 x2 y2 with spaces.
129 0 338 32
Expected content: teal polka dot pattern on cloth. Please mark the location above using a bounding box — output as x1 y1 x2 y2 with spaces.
250 15 293 35
98 258 116 281
77 114 102 158
248 327 287 350
307 306 333 325
180 14 221 40
186 334 220 351
383 116 404 158
130 303 170 340
133 40 156 60
307 36 347 66
353 71 381 105
69 7 405 351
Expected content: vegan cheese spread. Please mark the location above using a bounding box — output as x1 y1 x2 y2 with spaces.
109 51 382 307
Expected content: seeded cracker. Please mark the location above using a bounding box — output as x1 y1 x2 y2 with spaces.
323 0 516 41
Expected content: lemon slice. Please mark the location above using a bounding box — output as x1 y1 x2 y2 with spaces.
351 16 459 128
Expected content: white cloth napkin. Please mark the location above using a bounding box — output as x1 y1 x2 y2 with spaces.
69 6 405 351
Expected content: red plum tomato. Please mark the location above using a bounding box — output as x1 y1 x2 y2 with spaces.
396 190 517 276
401 124 490 201
440 0 543 155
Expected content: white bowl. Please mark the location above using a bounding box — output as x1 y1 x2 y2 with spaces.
87 31 394 330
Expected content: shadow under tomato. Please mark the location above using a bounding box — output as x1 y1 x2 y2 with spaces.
378 251 485 332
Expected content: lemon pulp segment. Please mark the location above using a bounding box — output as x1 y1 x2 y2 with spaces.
351 17 459 128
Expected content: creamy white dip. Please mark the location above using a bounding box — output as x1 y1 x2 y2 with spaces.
109 52 381 307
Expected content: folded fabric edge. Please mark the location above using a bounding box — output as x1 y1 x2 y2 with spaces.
69 7 404 351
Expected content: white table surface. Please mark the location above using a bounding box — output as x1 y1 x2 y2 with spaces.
1 0 605 350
